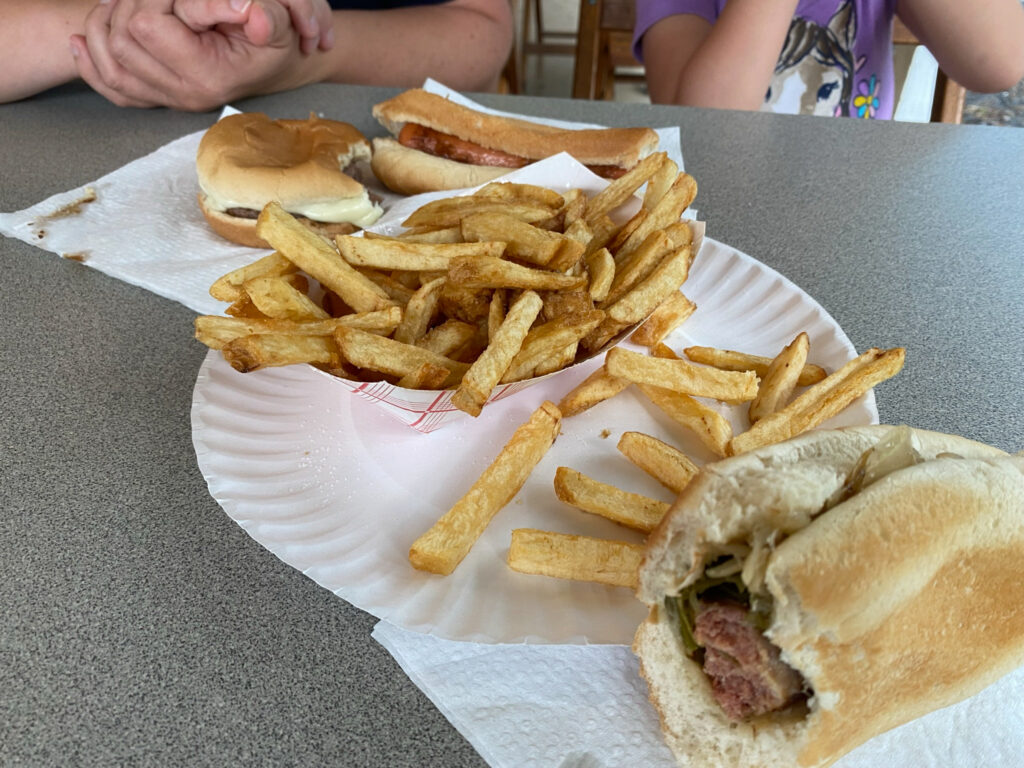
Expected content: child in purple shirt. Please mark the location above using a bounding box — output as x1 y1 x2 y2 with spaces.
634 0 1024 118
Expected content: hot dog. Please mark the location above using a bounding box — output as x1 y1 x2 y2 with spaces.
370 89 660 195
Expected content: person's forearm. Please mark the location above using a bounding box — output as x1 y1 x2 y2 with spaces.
898 0 1024 93
0 0 94 103
646 0 799 109
302 1 513 93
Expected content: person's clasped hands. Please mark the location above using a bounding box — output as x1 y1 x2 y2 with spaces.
69 0 334 111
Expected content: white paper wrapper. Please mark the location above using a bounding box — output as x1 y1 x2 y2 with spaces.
0 81 684 431
373 619 1024 768
0 80 681 318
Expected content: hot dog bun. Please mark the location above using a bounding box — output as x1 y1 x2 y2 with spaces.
634 425 1024 768
196 112 382 248
371 88 660 193
369 137 509 196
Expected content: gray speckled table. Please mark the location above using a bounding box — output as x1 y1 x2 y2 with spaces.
2 83 1022 767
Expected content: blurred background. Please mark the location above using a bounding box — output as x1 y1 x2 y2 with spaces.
515 0 1024 127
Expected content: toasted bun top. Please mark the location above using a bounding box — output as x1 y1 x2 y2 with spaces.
196 112 371 212
372 88 660 168
634 425 1024 768
637 425 1009 605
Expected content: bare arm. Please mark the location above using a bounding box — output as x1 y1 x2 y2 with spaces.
897 0 1024 93
72 0 513 111
309 0 514 93
642 0 799 109
0 0 94 103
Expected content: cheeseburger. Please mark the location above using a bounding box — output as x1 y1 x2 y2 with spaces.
634 425 1024 767
196 112 382 248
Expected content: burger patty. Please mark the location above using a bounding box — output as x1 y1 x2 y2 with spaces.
398 123 629 180
225 207 260 219
694 601 806 721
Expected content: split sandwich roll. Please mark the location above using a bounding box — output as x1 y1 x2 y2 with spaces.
197 112 383 248
634 425 1024 768
370 88 660 195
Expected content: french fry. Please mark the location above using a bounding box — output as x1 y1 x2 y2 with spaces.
560 188 587 228
451 291 544 416
684 345 827 387
604 245 694 326
402 197 555 229
730 347 906 455
393 276 445 345
606 347 758 403
409 402 562 575
585 152 667 225
439 282 492 324
448 256 588 292
487 289 507 344
583 247 614 303
602 229 674 306
334 326 468 388
224 292 266 319
637 383 733 458
374 226 463 244
337 235 505 271
579 317 629 355
617 431 699 495
554 466 670 533
507 529 644 589
642 155 679 211
605 208 649 255
532 343 577 377
473 181 565 208
416 318 478 357
500 310 605 383
242 275 329 321
748 332 810 423
210 251 296 302
361 270 415 305
614 173 698 258
221 333 338 372
256 202 393 313
461 211 570 267
630 292 697 347
583 215 619 258
556 365 631 417
195 308 402 349
397 362 452 390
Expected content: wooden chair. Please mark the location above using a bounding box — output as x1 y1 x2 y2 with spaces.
892 18 965 123
571 2 966 123
572 0 641 100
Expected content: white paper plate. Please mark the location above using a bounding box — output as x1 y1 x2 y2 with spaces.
191 237 876 645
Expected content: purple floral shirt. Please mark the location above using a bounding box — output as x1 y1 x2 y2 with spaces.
634 0 896 119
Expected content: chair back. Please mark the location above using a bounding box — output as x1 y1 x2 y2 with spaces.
572 0 639 100
892 18 965 123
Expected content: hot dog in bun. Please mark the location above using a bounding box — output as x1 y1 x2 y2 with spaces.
196 112 383 248
370 88 660 195
634 425 1024 768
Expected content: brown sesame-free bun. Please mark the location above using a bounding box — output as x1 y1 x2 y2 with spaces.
370 137 510 195
370 88 660 193
196 112 375 247
635 425 1024 768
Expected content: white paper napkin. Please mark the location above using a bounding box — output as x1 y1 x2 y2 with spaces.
374 619 1024 768
0 81 681 318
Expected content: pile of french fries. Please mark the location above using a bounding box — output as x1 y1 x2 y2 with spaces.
194 152 700 417
409 326 905 585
